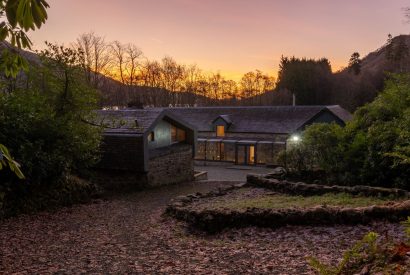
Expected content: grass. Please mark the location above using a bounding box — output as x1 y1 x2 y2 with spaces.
211 193 398 210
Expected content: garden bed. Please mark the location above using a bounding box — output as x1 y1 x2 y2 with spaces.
166 175 410 233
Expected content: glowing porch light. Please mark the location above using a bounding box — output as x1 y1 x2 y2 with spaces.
291 135 300 142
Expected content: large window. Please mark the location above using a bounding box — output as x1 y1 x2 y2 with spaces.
216 125 225 137
171 125 186 143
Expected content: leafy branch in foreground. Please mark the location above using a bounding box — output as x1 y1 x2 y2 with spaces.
0 0 49 77
0 143 24 179
309 219 410 274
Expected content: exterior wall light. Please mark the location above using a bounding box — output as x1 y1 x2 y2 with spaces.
291 135 300 142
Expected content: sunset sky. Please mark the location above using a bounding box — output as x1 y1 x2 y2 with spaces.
30 0 410 80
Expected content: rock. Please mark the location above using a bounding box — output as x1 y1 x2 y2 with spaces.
266 167 287 179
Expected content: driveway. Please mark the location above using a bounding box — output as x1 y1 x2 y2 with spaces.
0 181 404 274
195 165 277 181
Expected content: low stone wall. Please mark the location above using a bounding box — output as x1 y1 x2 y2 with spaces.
247 174 410 198
147 145 194 187
166 185 410 233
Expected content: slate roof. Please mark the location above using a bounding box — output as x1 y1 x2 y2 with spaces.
96 105 352 135
96 109 164 135
167 105 352 134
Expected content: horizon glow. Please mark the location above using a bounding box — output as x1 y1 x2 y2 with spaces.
29 0 410 80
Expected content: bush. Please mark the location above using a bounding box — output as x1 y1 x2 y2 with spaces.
309 218 410 274
282 74 410 188
0 43 102 216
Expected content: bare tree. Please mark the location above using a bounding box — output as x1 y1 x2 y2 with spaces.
76 32 110 88
110 41 127 85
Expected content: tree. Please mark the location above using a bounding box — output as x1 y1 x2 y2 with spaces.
276 56 333 105
110 40 127 85
0 41 101 184
348 52 361 75
0 0 49 179
76 32 110 88
385 34 394 61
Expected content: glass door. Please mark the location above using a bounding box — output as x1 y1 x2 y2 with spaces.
236 145 255 165
248 145 255 164
236 145 246 165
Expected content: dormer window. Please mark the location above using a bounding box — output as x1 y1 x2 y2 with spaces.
216 125 225 137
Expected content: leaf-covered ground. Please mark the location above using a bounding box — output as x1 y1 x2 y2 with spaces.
0 181 406 274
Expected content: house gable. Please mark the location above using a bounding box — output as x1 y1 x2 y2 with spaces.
296 108 346 132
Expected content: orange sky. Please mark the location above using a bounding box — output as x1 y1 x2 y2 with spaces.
29 0 410 80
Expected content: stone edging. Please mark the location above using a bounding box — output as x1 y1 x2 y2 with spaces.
247 174 410 198
166 178 410 233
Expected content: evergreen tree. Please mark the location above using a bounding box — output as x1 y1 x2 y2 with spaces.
276 56 333 105
385 34 394 62
348 52 361 75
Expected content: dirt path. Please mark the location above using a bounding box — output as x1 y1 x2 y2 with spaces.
0 181 405 274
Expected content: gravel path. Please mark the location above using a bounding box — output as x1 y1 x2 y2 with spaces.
0 181 406 274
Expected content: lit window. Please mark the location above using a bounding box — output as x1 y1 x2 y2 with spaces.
148 131 155 142
216 125 225 137
171 125 186 143
177 128 186 142
171 125 177 143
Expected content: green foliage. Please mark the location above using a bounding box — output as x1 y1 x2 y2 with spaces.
276 56 333 105
283 73 410 188
0 0 48 178
278 123 347 181
0 0 49 45
402 217 410 242
0 42 101 185
0 143 24 179
309 232 381 275
0 0 49 77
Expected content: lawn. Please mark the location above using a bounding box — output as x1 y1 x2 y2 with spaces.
211 192 399 210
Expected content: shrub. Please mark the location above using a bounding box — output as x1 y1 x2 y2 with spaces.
0 43 102 216
309 218 410 274
282 73 410 188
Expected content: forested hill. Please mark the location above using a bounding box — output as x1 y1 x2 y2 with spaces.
332 34 410 110
242 34 410 111
2 35 410 110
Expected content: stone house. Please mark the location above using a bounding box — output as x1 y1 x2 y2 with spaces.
96 109 196 188
167 105 352 166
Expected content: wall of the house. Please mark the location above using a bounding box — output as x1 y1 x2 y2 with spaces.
98 134 145 171
198 131 288 141
148 120 173 149
147 144 194 186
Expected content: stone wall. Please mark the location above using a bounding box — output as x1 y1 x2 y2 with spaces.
147 144 194 187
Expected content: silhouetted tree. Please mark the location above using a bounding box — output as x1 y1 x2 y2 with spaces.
276 56 333 105
348 52 361 75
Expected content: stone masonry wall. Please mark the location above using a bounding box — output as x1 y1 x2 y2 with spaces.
147 145 194 187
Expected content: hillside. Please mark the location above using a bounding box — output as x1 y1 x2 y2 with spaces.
2 35 410 110
245 35 410 111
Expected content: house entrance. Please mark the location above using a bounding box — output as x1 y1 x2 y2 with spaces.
236 144 255 165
